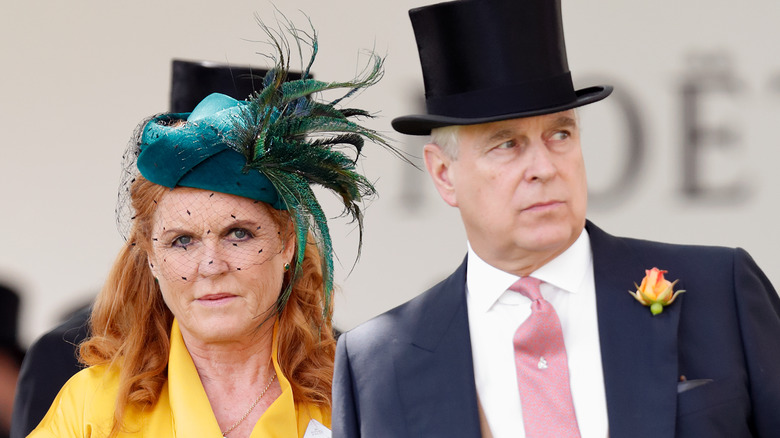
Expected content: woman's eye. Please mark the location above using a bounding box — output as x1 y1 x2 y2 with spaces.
229 228 253 240
172 235 192 248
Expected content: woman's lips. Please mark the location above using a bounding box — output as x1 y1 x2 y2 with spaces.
197 293 237 306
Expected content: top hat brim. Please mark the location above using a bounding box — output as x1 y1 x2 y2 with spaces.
392 85 613 136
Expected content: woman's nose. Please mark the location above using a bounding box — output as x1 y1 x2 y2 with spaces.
197 243 231 277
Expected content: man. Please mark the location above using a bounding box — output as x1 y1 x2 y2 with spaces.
332 0 780 437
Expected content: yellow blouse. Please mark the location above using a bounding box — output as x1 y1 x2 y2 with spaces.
29 319 330 437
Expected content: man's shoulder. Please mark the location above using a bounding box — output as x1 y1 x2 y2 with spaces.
342 261 467 353
345 278 451 341
26 307 91 359
588 221 738 261
619 234 735 257
587 221 758 290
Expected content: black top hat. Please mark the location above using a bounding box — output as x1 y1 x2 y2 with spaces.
170 60 305 113
392 0 612 135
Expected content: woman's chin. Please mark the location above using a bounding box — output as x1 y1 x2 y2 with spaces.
180 310 273 345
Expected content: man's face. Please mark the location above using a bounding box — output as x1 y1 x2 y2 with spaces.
423 110 588 275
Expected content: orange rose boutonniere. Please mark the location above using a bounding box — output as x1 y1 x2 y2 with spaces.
629 268 685 315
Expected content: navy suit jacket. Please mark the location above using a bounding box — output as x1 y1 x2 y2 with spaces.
333 222 780 437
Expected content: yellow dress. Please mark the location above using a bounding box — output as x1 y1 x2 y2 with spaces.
29 319 330 437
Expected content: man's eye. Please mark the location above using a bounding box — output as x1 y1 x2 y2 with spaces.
172 235 192 247
496 140 516 149
551 131 570 141
229 228 253 240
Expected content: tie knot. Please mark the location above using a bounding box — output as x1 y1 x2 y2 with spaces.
509 277 543 301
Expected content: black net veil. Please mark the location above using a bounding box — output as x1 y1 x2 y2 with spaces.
116 115 154 242
146 191 287 284
115 118 289 309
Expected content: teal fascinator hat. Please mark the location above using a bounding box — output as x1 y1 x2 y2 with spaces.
119 17 403 318
138 93 284 209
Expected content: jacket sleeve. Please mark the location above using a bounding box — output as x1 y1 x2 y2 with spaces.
732 248 780 436
332 333 360 438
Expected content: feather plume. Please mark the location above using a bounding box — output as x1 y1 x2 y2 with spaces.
227 14 406 319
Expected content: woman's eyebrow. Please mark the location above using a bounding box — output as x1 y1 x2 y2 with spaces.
155 226 188 239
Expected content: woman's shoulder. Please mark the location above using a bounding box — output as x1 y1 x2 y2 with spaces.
55 363 123 408
66 363 123 397
28 364 122 437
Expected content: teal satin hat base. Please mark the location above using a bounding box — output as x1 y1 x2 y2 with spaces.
176 148 282 209
136 93 283 209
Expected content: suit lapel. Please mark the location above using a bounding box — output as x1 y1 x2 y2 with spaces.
388 224 683 437
394 259 482 437
587 222 681 438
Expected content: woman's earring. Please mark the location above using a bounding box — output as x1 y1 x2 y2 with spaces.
284 263 290 272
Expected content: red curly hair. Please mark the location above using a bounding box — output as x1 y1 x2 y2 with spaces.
80 176 335 437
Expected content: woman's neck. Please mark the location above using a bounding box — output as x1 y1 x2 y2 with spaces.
183 321 275 388
181 322 282 438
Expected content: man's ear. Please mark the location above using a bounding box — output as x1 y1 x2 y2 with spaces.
423 143 458 207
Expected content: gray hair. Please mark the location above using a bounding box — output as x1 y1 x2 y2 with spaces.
429 125 461 159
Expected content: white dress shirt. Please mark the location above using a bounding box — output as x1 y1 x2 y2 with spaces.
466 229 609 438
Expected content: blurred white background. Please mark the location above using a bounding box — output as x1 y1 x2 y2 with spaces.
1 0 779 344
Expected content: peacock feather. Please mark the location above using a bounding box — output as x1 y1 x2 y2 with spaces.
226 15 405 318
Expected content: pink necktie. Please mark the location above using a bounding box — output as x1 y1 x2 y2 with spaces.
510 277 581 438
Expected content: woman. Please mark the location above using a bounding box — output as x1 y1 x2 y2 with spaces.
29 18 397 438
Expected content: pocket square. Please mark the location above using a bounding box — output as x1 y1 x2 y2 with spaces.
303 419 331 438
677 378 713 393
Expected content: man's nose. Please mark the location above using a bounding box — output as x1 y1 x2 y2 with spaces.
524 142 556 182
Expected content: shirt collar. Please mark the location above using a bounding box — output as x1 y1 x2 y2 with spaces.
466 228 592 313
